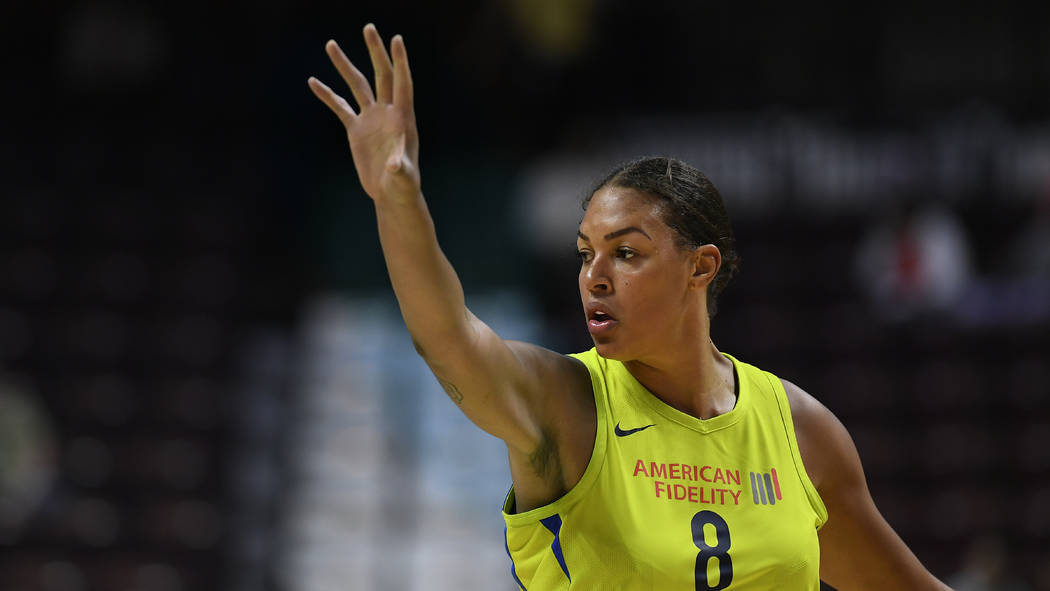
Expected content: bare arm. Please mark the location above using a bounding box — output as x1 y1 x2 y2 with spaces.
307 26 589 460
782 380 953 591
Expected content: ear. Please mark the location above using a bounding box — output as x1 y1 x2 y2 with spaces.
689 244 722 291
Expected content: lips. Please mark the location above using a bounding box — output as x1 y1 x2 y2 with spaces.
586 302 618 336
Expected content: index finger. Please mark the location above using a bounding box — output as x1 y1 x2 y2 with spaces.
308 76 356 123
391 35 414 116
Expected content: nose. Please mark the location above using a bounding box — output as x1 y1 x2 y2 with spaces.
582 255 612 294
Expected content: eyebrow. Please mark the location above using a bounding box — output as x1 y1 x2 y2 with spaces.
577 226 652 242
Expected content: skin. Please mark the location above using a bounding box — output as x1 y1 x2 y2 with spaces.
309 24 953 591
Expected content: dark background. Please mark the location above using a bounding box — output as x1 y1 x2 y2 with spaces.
1 1 1048 589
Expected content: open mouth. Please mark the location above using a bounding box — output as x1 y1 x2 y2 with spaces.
587 309 617 335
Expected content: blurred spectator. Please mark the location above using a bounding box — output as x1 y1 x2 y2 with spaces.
854 200 974 322
946 534 1030 591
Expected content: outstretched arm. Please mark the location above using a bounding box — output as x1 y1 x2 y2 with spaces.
783 380 953 590
307 26 591 463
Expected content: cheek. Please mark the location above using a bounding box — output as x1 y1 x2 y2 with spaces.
628 275 679 313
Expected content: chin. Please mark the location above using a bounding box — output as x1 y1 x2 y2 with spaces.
592 339 629 360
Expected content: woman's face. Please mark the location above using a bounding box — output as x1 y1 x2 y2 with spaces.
576 186 700 361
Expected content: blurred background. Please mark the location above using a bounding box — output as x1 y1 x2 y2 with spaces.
2 1 1049 590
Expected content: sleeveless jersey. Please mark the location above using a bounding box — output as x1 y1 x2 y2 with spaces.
502 349 827 590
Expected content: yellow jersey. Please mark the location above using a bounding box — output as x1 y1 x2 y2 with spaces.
502 349 827 590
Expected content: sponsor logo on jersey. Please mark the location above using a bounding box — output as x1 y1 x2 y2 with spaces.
614 422 655 437
749 468 783 505
631 459 744 505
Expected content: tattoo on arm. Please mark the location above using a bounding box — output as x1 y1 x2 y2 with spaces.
437 378 464 405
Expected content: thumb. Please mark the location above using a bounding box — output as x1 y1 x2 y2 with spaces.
385 133 407 173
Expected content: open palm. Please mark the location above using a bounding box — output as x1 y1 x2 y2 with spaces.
308 24 420 201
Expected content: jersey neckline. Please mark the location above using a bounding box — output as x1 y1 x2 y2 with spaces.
615 352 750 434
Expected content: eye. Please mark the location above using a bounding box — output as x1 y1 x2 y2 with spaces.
616 247 635 259
576 249 593 263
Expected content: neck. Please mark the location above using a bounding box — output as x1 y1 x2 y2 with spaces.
623 335 736 421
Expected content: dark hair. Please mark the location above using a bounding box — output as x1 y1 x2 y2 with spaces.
584 156 740 316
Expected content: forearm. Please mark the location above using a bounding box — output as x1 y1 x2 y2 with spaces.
310 29 547 442
374 191 471 347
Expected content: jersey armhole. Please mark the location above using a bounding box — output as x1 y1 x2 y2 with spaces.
502 351 609 525
765 372 829 530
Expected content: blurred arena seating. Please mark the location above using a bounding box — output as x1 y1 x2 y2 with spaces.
0 179 299 590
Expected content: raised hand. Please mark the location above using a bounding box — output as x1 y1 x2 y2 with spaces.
308 24 420 202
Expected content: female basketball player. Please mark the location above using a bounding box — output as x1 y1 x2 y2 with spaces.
308 24 954 590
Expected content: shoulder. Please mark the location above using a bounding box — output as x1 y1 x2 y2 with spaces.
505 341 593 394
503 341 595 442
779 378 864 496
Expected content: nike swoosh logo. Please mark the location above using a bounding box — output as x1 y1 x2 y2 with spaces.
614 422 656 437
